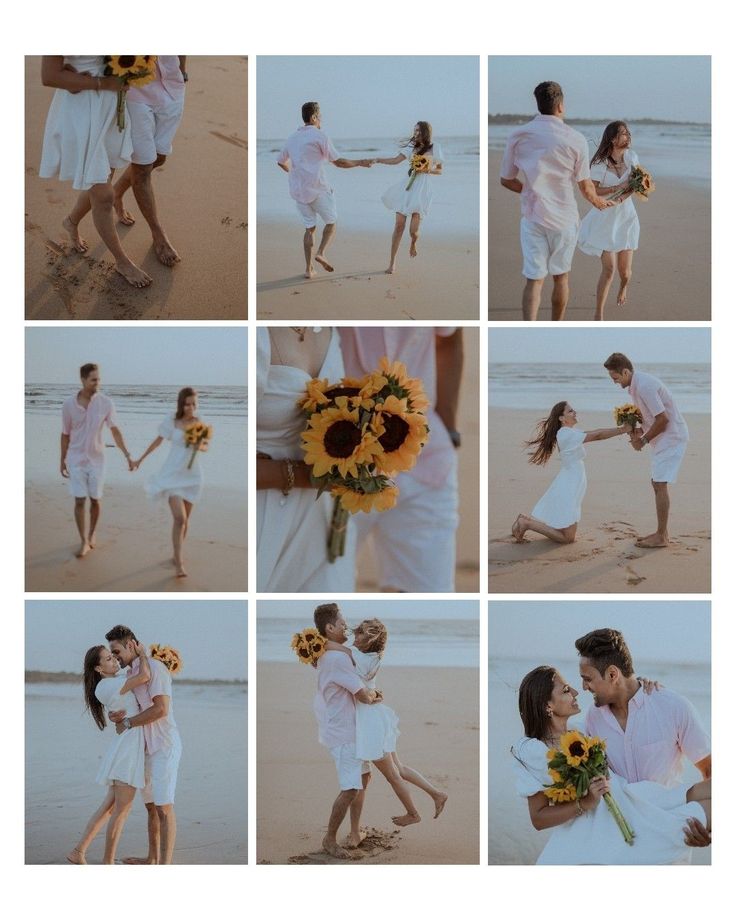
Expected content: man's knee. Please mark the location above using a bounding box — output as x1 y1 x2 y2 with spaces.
144 802 157 814
552 273 569 284
652 481 669 493
342 788 359 803
90 498 101 508
156 804 174 820
74 497 86 509
131 163 155 186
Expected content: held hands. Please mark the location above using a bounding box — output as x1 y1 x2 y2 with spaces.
683 817 711 848
108 709 126 724
372 689 384 703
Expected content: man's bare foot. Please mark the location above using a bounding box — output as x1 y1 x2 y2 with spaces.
66 847 86 864
343 830 367 848
153 236 181 267
88 534 96 550
322 835 356 859
392 812 421 827
63 216 88 253
115 259 153 288
635 532 669 548
122 856 157 865
385 265 396 274
315 255 334 272
76 541 92 558
433 792 448 818
409 241 418 258
304 267 316 279
114 199 136 226
617 284 628 306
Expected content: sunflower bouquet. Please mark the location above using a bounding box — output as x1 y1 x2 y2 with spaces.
545 731 635 845
613 403 643 432
299 356 430 562
406 153 432 191
104 56 158 131
149 644 183 675
291 627 327 666
184 421 213 469
608 165 655 202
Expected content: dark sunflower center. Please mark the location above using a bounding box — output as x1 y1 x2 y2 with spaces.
324 420 361 458
569 741 585 757
378 414 410 452
118 56 137 68
325 386 361 400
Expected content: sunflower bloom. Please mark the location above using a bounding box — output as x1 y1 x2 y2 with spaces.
544 785 577 803
378 356 430 412
302 397 380 479
298 378 331 413
331 483 399 514
371 395 428 475
560 730 590 767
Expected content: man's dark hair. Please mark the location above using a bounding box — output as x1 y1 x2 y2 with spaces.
533 81 564 116
105 624 138 644
302 101 320 124
80 363 99 380
575 628 634 677
314 603 340 636
603 352 634 373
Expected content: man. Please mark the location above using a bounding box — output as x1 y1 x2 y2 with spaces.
576 627 711 853
61 363 134 558
339 328 463 591
312 603 381 859
113 56 187 266
277 101 372 279
107 624 183 865
500 81 613 321
604 352 689 547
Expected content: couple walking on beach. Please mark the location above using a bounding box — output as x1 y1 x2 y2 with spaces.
512 352 688 550
501 80 645 321
60 363 210 577
278 101 443 277
68 624 182 865
39 56 186 287
513 627 711 863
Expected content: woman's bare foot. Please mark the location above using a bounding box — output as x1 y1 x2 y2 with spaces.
304 267 315 279
176 564 188 578
433 792 448 818
154 235 181 267
617 284 628 306
113 199 136 226
76 541 92 558
392 812 421 827
66 847 86 864
115 259 152 289
385 264 396 274
344 830 367 848
63 216 89 253
512 515 527 542
315 255 334 272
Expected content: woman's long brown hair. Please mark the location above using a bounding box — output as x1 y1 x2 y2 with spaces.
83 645 107 731
526 401 568 466
401 121 433 156
590 120 628 167
518 666 557 740
175 387 197 420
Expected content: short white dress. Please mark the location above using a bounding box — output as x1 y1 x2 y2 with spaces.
352 647 400 761
578 149 641 256
381 143 443 219
39 55 133 191
512 736 706 865
94 676 145 789
531 427 587 529
145 416 204 504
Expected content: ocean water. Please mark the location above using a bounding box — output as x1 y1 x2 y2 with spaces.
26 680 247 708
488 121 710 186
488 362 710 413
25 384 247 419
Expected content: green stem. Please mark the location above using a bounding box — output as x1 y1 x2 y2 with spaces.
327 497 349 563
603 792 635 845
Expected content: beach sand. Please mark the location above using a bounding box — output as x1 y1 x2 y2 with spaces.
257 662 479 865
26 683 248 865
25 55 247 320
488 151 710 321
489 408 710 593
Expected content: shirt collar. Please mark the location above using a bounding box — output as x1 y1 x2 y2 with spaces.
628 683 645 710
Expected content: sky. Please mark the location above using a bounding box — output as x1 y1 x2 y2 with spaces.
25 328 248 386
489 327 710 365
258 56 479 139
489 600 710 666
25 601 248 681
488 56 710 123
257 599 478 621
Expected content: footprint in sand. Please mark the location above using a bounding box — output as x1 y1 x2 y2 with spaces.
288 828 399 864
210 131 247 149
625 565 646 586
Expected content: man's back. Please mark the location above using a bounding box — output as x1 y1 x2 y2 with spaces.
279 125 338 203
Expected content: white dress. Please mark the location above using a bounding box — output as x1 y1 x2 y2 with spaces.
381 143 443 219
256 328 356 592
352 648 400 761
94 676 145 789
39 56 133 191
145 416 203 504
531 427 586 529
578 149 641 256
512 736 706 865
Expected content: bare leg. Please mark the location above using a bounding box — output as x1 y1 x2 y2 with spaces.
551 273 569 321
156 804 177 865
67 789 115 863
102 784 136 864
346 771 371 847
74 498 91 557
303 226 316 277
130 158 180 266
88 182 152 287
522 278 544 321
409 212 421 258
386 213 407 273
64 192 91 252
182 500 194 542
168 495 188 577
636 481 670 547
88 498 101 548
323 789 358 858
616 249 633 306
514 514 577 545
315 222 336 272
122 802 161 865
372 754 420 826
112 165 136 225
594 251 615 321
392 753 447 817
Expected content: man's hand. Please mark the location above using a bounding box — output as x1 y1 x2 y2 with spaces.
358 159 372 168
108 709 125 724
683 817 711 847
593 196 616 211
630 436 644 451
60 461 69 479
372 689 383 703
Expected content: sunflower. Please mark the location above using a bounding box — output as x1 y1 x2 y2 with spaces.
544 785 577 803
331 483 399 514
378 356 430 412
358 372 389 400
548 768 563 784
560 730 590 767
105 56 158 85
301 397 380 479
298 378 331 413
371 395 428 475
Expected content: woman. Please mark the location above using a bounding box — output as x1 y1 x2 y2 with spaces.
256 327 355 591
348 619 447 840
372 122 443 274
134 387 206 578
512 401 630 545
39 56 151 288
577 122 640 320
66 641 150 865
511 666 711 864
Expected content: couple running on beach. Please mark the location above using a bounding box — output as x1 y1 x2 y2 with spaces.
277 101 443 277
501 80 645 321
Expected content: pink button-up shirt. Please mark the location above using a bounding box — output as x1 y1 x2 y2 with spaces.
277 125 339 204
339 328 457 488
127 56 185 106
129 657 179 755
585 686 710 787
500 114 591 231
313 649 363 748
61 392 118 472
628 370 689 453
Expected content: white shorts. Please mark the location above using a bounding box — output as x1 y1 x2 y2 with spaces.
295 191 337 229
127 99 185 165
67 464 104 500
650 443 687 483
520 217 578 279
142 736 182 806
329 743 371 791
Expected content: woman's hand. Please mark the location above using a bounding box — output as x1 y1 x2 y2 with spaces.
639 676 664 694
581 775 609 811
133 640 147 658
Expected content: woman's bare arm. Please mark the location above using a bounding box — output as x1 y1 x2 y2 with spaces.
256 456 313 490
134 435 164 468
120 643 152 694
583 427 629 443
41 56 121 93
373 154 407 165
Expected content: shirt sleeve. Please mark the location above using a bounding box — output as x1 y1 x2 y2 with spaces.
105 400 119 429
512 738 549 797
330 654 364 695
95 676 126 708
61 400 72 436
256 328 271 403
432 143 444 164
500 136 518 179
675 695 711 766
323 135 340 162
148 658 172 699
557 427 586 451
636 376 666 417
573 135 591 182
158 416 174 439
276 145 289 165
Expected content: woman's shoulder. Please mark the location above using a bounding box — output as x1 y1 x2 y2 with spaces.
512 735 547 763
95 675 125 702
